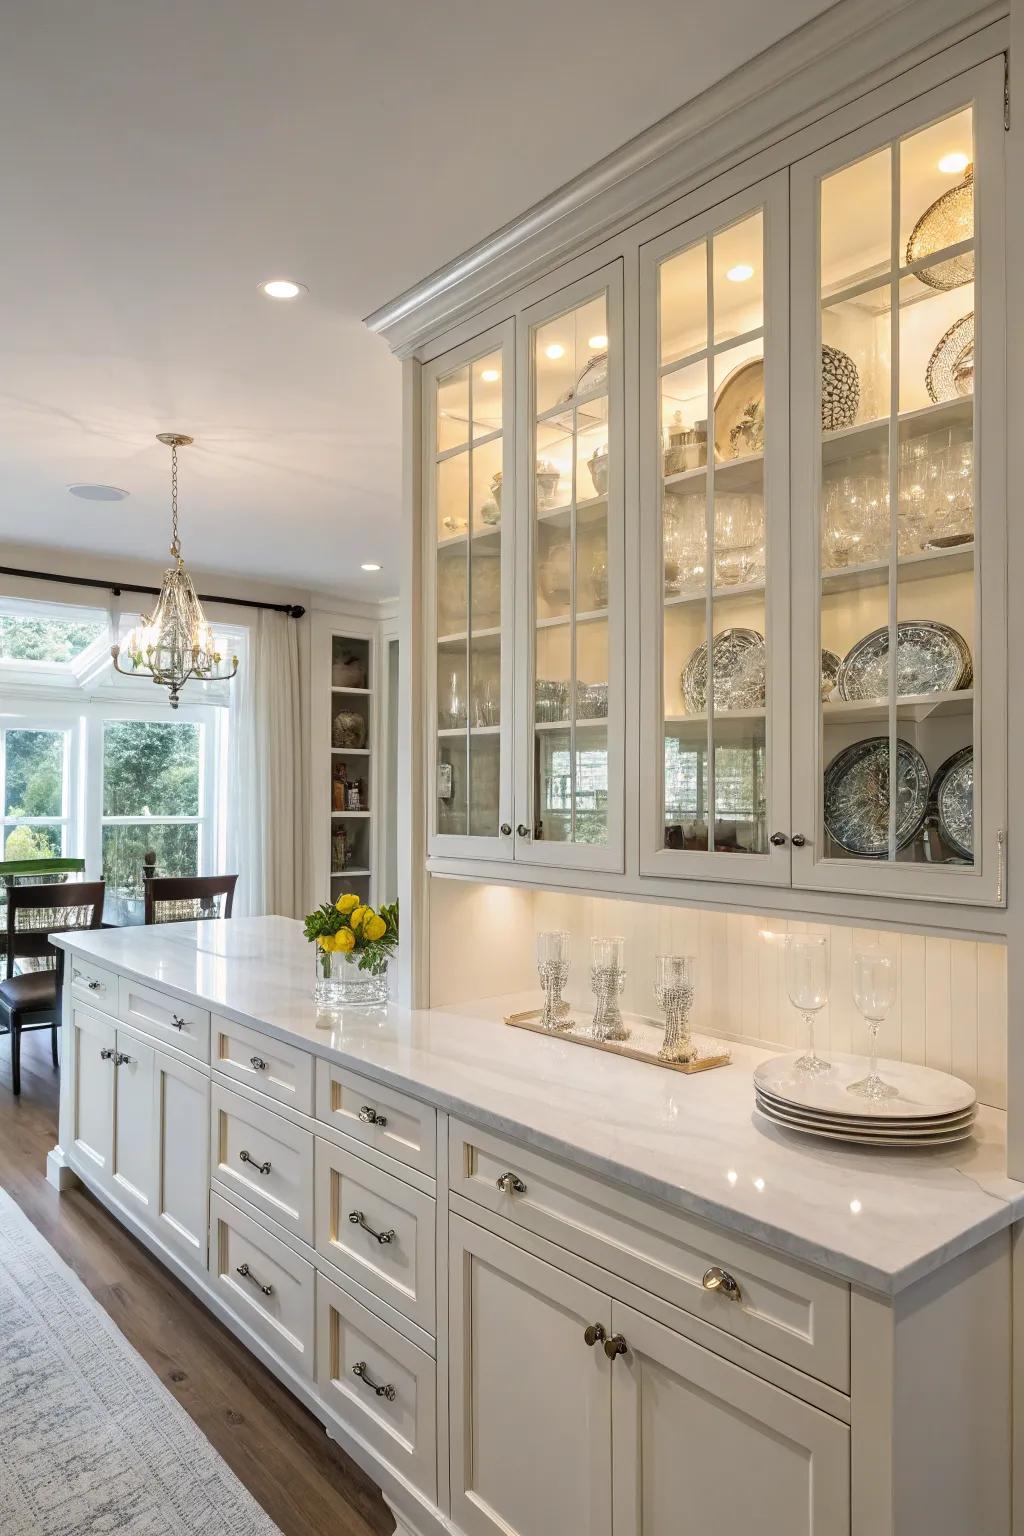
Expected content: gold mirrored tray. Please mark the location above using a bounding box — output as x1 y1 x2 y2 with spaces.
503 1008 731 1074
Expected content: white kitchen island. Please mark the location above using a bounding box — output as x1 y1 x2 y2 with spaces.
51 916 1023 1536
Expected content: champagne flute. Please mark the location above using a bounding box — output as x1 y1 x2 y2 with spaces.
848 948 898 1099
536 930 571 1031
785 935 831 1077
591 936 628 1042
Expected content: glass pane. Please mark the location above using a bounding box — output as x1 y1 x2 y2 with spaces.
664 723 710 850
713 212 764 344
574 726 608 845
821 147 891 294
821 283 891 430
468 734 501 837
534 728 571 844
900 107 974 266
469 632 501 730
437 740 467 837
0 612 104 663
471 351 503 439
103 722 200 817
437 452 470 542
471 438 503 534
662 360 708 487
714 339 764 464
437 366 469 453
4 823 61 861
709 591 767 856
102 823 199 925
4 730 64 817
660 239 707 367
898 275 973 415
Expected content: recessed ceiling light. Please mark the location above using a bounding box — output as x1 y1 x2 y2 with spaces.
544 343 566 360
938 151 969 175
67 483 129 501
480 368 500 383
588 334 608 349
360 562 382 572
726 263 755 283
259 278 306 299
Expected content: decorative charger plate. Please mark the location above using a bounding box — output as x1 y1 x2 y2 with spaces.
754 1083 975 1129
713 359 764 460
931 745 973 861
681 628 765 713
754 1104 973 1148
820 648 841 700
753 1051 976 1118
837 621 972 700
823 736 930 856
926 312 974 403
755 1096 975 1138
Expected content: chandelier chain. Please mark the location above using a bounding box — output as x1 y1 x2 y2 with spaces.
170 443 180 559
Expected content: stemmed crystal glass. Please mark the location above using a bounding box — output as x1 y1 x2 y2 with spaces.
848 948 898 1099
536 930 571 1031
655 955 696 1063
591 936 628 1042
785 935 831 1077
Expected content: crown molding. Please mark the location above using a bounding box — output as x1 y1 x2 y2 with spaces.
365 0 1005 357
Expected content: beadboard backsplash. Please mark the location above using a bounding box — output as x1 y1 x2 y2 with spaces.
428 881 1008 1109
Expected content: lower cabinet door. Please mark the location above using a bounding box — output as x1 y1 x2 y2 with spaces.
610 1301 850 1536
68 1008 116 1179
449 1216 613 1536
154 1049 211 1269
111 1030 156 1221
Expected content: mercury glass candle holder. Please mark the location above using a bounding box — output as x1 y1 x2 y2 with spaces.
655 954 696 1062
591 936 628 1042
537 930 571 1031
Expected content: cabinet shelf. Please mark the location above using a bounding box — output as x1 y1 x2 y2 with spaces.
332 685 371 696
330 867 370 878
535 385 608 427
821 542 974 594
437 525 502 550
331 809 372 819
664 451 763 493
664 579 765 607
821 397 972 466
437 626 501 646
536 608 608 630
332 746 371 756
822 689 973 726
537 495 607 533
436 725 501 737
534 717 608 732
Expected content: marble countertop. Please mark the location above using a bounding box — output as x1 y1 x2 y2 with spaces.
56 916 1024 1296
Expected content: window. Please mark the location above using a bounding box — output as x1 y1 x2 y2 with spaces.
0 612 104 663
0 728 70 861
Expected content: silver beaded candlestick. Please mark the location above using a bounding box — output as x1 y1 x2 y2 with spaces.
591 936 628 1042
536 930 572 1031
655 954 696 1063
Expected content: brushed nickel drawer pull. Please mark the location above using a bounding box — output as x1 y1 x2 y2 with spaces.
170 1014 187 1031
358 1105 387 1127
584 1323 606 1347
603 1334 628 1360
352 1361 396 1401
348 1209 396 1244
236 1262 274 1297
74 971 103 991
239 1149 272 1176
496 1170 527 1195
250 1055 268 1071
702 1265 742 1303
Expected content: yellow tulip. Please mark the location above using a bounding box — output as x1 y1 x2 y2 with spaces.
349 904 369 935
335 893 359 914
363 914 387 942
334 926 356 953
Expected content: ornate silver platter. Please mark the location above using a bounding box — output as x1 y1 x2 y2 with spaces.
925 312 974 403
931 746 973 862
681 628 765 713
820 648 841 701
837 621 972 701
824 736 930 856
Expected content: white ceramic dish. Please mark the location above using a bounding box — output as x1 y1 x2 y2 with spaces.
754 1084 976 1131
754 1092 975 1137
753 1051 976 1120
754 1102 975 1148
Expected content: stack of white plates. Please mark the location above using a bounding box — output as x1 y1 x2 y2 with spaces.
753 1053 976 1147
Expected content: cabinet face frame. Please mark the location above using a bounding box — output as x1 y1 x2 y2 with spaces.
790 59 1007 906
639 171 791 886
67 1006 115 1179
422 319 516 861
514 260 626 872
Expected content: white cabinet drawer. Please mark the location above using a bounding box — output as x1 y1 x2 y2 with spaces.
69 957 118 1012
118 976 210 1062
211 1084 314 1243
450 1120 850 1392
316 1270 437 1501
210 1191 315 1380
315 1060 436 1180
214 1015 314 1115
315 1136 436 1333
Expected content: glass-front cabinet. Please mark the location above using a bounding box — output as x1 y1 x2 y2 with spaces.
791 61 1005 904
640 176 790 884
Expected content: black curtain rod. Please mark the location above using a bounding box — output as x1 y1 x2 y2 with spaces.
0 564 305 619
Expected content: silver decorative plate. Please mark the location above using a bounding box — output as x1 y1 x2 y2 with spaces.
824 736 930 856
931 745 973 862
681 628 765 713
926 312 974 403
837 621 972 701
821 648 841 701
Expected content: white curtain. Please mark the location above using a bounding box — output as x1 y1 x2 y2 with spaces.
227 611 306 917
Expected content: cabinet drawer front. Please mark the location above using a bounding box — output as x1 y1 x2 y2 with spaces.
69 958 118 1013
315 1060 436 1179
214 1015 314 1115
118 976 210 1061
212 1084 314 1243
450 1120 850 1391
315 1137 436 1333
210 1192 315 1379
316 1271 437 1501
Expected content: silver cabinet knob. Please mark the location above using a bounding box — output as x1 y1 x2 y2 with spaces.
516 824 531 839
702 1265 742 1302
769 832 787 846
114 1052 134 1066
583 1323 606 1347
603 1334 628 1360
358 1105 387 1127
500 823 513 837
791 834 807 848
496 1170 527 1195
99 1047 115 1061
250 1055 268 1071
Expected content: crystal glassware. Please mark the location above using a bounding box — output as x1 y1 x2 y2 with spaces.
655 954 696 1062
848 948 898 1099
537 930 571 1031
784 934 831 1077
591 935 628 1042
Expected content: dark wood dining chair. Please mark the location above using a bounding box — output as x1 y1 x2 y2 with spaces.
0 880 105 1095
143 873 238 926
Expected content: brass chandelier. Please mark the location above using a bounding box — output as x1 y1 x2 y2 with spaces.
111 433 239 708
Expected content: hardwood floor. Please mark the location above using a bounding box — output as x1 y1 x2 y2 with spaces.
0 1032 393 1536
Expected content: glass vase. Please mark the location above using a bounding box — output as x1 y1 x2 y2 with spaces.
313 945 390 1010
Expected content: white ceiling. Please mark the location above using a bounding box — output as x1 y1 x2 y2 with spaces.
0 0 834 600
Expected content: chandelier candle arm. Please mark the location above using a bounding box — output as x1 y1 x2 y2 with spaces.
110 434 239 708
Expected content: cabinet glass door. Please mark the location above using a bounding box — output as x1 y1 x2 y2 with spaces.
426 321 514 859
791 63 1005 903
517 264 624 870
640 175 789 883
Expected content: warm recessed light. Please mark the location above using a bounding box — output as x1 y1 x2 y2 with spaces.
544 343 566 360
360 562 382 572
67 483 130 501
726 263 755 283
588 334 608 349
259 278 306 299
480 368 500 383
938 152 969 175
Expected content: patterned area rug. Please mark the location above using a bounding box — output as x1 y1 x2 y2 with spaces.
0 1188 281 1534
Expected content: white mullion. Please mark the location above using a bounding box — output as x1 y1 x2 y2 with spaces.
704 238 716 853
887 142 900 863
